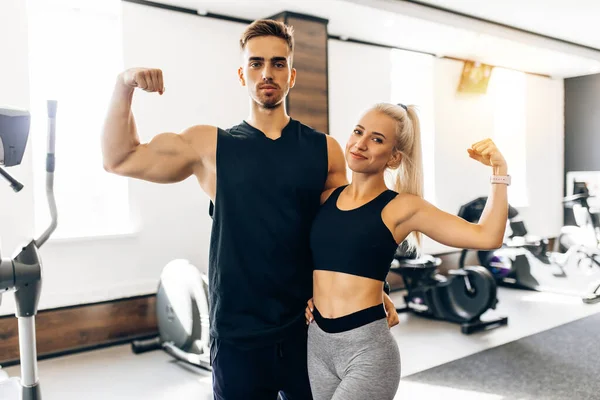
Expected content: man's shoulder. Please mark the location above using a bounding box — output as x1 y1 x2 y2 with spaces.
222 121 257 138
293 120 330 150
210 123 242 141
222 122 242 134
181 124 218 139
294 119 326 137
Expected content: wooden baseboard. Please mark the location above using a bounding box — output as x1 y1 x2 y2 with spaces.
0 295 157 365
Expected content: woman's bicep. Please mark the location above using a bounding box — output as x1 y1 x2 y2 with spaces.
403 198 502 250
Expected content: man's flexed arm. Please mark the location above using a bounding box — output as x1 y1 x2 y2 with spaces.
102 68 215 183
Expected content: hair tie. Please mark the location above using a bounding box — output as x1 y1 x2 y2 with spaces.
397 103 408 111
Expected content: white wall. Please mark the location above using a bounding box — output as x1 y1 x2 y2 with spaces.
431 59 497 253
1 2 247 316
328 40 392 183
390 49 437 205
1 2 565 315
431 59 564 252
0 0 34 256
1 0 36 316
520 74 564 236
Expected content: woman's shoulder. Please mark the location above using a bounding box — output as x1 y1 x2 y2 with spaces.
381 192 424 229
385 192 426 215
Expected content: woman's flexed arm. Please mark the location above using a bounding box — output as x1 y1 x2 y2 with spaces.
394 139 509 250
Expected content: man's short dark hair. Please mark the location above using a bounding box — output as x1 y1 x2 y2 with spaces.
240 19 295 55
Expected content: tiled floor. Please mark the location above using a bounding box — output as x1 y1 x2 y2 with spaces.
3 286 600 399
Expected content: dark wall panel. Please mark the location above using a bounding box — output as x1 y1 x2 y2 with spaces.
273 12 329 134
564 73 600 175
563 73 600 224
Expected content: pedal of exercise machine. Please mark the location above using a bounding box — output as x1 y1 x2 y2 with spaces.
461 316 509 335
582 282 600 304
163 342 211 370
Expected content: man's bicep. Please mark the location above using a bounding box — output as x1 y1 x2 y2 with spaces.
324 135 348 190
112 125 215 183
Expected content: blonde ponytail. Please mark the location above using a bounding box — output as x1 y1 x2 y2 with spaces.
373 103 424 254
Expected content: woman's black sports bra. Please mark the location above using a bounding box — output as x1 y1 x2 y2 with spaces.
309 185 399 282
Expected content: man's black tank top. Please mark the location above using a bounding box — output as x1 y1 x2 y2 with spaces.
209 118 328 346
310 185 399 282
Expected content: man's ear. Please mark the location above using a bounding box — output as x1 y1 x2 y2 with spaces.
238 67 246 86
290 67 297 89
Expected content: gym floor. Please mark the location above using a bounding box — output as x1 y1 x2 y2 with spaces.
5 287 600 400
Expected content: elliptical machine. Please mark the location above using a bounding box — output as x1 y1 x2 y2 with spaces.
458 196 600 304
131 259 212 371
0 101 59 400
389 242 508 334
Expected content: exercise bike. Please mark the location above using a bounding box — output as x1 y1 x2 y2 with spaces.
131 259 212 371
458 196 600 304
389 242 508 334
0 101 58 400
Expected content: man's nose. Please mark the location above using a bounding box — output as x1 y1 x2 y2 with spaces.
262 65 273 81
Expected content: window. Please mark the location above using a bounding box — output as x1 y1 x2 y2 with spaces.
390 49 436 204
488 67 528 207
27 0 133 239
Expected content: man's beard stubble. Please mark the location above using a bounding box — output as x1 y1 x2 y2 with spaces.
255 93 284 110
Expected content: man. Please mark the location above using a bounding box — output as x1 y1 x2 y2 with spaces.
102 19 399 400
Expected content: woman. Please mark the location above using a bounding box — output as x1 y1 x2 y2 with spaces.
305 103 509 400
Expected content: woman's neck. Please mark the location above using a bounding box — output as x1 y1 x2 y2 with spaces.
347 173 388 200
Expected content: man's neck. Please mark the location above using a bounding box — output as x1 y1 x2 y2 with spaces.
246 102 290 138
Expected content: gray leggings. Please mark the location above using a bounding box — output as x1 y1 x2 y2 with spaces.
307 310 401 400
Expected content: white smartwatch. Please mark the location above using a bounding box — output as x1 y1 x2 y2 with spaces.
490 175 511 185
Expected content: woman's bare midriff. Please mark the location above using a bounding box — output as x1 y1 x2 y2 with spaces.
312 270 384 318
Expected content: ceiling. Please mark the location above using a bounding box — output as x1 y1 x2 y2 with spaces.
414 0 600 50
134 0 600 78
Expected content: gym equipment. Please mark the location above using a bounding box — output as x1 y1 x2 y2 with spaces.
559 181 599 250
389 242 508 334
0 101 58 400
556 182 600 270
458 197 551 288
131 259 211 371
458 197 600 304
